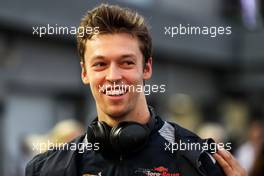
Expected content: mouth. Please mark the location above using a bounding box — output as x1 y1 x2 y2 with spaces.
100 85 129 97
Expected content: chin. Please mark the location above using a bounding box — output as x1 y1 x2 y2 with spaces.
105 104 129 118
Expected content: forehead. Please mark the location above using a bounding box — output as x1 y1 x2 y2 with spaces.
84 33 143 60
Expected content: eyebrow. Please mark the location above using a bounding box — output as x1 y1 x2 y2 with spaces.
89 54 137 61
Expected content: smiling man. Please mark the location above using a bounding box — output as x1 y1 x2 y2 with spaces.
81 32 152 126
26 3 246 176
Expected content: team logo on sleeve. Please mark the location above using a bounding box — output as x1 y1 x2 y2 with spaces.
135 166 180 176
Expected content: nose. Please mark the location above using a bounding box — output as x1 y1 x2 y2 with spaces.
105 63 122 83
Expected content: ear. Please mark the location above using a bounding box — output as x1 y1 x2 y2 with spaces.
143 57 152 80
80 62 90 84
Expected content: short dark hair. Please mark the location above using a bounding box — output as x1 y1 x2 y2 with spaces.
77 3 152 64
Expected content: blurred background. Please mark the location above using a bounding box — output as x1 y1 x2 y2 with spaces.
0 0 264 175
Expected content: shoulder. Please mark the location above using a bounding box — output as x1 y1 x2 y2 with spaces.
164 121 201 142
25 149 56 176
165 121 225 176
25 134 85 176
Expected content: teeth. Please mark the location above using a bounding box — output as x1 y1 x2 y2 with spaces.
105 89 125 96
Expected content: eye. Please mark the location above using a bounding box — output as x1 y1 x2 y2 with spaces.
91 62 108 71
92 62 107 67
122 60 135 66
125 61 134 65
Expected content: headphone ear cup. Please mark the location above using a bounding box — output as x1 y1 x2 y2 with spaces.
87 121 111 151
110 122 150 154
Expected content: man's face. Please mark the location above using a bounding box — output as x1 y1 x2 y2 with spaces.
81 33 152 118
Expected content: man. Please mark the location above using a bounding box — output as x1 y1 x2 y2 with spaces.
26 3 246 176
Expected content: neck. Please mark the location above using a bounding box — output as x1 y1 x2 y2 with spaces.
96 96 150 127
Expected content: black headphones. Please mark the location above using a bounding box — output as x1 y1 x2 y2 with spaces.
87 106 157 156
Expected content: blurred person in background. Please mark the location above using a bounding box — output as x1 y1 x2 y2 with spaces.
25 119 85 156
7 136 33 176
48 119 85 147
197 123 227 143
25 3 246 176
167 93 202 132
222 100 249 146
12 119 84 176
235 119 264 173
250 141 264 176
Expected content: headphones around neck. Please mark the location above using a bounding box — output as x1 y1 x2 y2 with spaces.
87 106 157 156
